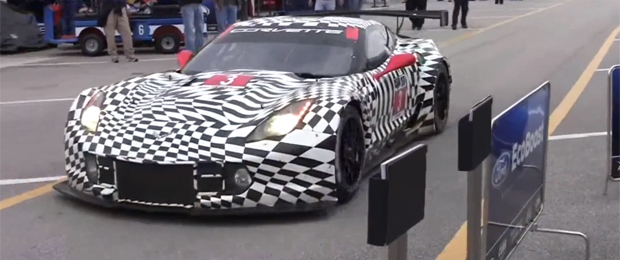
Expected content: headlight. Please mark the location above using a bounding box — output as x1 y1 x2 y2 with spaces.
247 100 314 142
80 92 105 133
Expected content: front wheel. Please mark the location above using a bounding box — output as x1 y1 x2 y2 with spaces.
432 63 451 133
335 105 366 204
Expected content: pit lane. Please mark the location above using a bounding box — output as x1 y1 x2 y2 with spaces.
1 0 618 259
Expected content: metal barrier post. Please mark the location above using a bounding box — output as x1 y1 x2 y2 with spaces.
387 234 408 260
458 96 493 260
467 163 483 260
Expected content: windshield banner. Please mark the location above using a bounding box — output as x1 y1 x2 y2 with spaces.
610 65 620 179
485 82 551 260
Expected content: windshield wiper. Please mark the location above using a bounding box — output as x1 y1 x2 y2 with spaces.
293 72 339 79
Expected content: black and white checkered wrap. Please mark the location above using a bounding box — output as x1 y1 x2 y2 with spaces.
63 27 448 211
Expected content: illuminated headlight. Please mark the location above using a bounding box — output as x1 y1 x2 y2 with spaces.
246 100 314 142
80 92 105 133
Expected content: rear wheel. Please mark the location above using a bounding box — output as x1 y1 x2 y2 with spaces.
154 33 181 54
433 64 451 133
335 106 366 204
79 33 105 56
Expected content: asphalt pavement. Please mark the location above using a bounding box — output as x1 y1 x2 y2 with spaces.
0 0 619 259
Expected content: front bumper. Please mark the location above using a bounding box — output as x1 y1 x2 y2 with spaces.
64 119 340 214
54 180 335 215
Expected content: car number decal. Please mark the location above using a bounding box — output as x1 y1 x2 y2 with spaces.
203 74 253 87
392 74 409 118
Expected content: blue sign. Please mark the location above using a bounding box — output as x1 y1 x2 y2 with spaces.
610 65 620 180
486 82 551 260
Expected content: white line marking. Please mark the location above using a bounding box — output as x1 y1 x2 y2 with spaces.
0 57 56 69
614 38 620 41
0 97 75 106
8 57 175 68
474 8 540 12
596 68 611 72
549 131 608 141
0 176 65 186
423 28 479 32
470 16 515 19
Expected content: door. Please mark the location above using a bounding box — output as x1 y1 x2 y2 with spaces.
364 25 417 151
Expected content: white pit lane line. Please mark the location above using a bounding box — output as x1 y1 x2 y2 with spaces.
14 57 176 68
0 176 65 186
549 131 608 141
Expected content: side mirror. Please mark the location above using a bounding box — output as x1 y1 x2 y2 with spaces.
177 50 193 69
373 53 417 80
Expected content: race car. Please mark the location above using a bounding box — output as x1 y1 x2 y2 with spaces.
54 12 452 215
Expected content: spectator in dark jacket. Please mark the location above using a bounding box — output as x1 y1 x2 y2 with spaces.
180 0 205 53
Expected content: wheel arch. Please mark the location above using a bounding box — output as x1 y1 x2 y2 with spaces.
78 27 105 41
440 57 452 84
344 98 372 146
153 25 183 41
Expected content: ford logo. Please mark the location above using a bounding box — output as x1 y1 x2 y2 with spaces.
492 151 511 187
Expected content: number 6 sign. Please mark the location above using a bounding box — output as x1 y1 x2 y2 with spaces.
203 74 254 87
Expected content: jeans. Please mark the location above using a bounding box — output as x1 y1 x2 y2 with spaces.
314 0 336 11
181 3 205 53
62 0 77 35
347 0 362 10
216 5 238 34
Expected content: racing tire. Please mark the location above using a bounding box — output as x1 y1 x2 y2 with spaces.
79 34 106 57
432 63 451 134
335 105 366 204
155 33 181 54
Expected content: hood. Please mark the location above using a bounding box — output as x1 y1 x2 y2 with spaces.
104 70 354 126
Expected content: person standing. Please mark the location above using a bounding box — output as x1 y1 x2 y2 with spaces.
451 0 469 30
405 0 427 30
309 0 342 11
57 0 77 38
180 0 205 53
101 0 138 62
215 0 239 33
347 0 362 11
495 0 503 4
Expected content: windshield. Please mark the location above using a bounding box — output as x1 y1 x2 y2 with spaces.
181 28 359 76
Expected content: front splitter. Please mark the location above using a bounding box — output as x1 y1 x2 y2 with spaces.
53 180 336 216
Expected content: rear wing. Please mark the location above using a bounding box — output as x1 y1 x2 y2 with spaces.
289 10 449 36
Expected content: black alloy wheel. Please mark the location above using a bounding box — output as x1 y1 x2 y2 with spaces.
335 106 366 204
433 64 451 133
